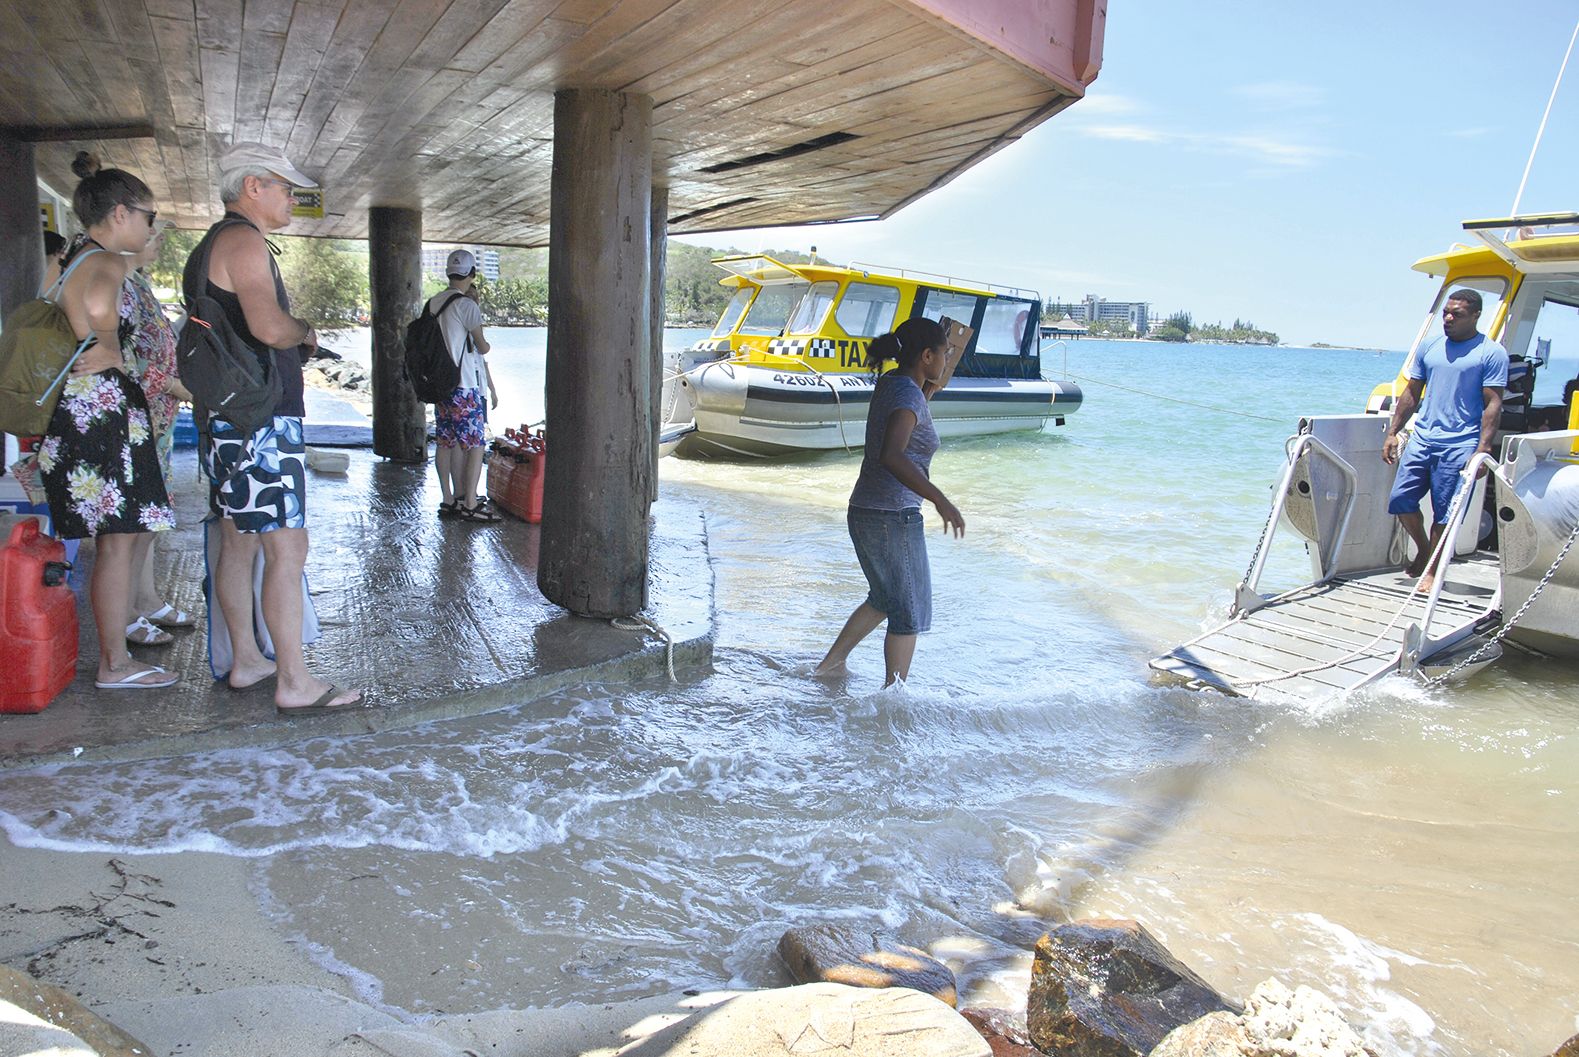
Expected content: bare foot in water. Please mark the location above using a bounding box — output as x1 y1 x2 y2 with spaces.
229 660 277 691
811 660 848 679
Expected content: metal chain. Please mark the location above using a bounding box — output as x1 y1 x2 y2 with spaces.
1424 517 1579 686
1240 499 1280 591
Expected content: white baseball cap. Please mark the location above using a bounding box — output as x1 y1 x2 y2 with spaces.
217 141 319 188
446 249 477 276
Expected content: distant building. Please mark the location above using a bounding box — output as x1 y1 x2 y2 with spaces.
422 245 500 281
1044 294 1150 335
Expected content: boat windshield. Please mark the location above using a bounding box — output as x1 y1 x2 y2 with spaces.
711 288 754 337
739 281 808 335
978 296 1037 357
785 281 838 334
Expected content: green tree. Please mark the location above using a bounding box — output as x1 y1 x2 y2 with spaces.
147 229 201 294
277 237 370 334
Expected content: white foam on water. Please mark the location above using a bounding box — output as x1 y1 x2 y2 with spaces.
1288 912 1443 1056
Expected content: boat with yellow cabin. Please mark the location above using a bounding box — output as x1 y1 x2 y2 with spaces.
1151 212 1579 703
663 255 1082 458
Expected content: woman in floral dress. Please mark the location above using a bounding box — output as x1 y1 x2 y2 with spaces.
120 220 197 646
37 154 178 690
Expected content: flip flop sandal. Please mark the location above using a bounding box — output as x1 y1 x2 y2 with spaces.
126 616 175 647
145 603 195 629
276 685 365 716
96 664 177 690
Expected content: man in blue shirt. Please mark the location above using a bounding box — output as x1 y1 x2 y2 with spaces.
1383 288 1509 592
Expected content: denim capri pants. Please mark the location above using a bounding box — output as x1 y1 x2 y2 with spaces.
847 505 931 635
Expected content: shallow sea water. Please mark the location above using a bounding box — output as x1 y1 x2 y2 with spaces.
2 333 1576 1053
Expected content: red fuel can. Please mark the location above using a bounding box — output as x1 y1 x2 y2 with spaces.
485 441 517 510
505 432 546 524
0 519 78 714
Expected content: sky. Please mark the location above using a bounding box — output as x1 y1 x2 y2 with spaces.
672 1 1579 350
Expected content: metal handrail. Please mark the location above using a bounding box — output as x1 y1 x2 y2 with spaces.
1236 433 1360 613
1405 451 1502 668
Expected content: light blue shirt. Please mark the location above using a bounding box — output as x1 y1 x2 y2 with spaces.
1408 332 1509 449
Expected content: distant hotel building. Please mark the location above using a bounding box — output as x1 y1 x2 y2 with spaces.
1045 294 1150 335
422 245 501 281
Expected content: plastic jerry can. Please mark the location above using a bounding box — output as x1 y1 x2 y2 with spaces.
0 518 78 713
486 441 517 509
505 432 546 523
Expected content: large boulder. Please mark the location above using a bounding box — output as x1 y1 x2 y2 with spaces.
613 983 988 1057
1026 918 1236 1056
959 1007 1039 1057
779 925 958 1007
0 962 154 1056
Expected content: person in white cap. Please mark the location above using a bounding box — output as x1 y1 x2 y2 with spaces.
195 141 363 714
427 248 499 522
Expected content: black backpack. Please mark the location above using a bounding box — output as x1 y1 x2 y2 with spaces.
405 292 468 403
177 217 283 436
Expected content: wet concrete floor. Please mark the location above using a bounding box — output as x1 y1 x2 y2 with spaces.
0 445 713 772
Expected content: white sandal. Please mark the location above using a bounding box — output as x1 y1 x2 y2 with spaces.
126 616 174 647
145 603 195 629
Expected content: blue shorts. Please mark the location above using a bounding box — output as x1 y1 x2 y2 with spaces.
848 505 931 635
1387 437 1471 525
203 415 307 533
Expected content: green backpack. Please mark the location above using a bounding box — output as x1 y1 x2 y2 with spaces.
0 248 104 436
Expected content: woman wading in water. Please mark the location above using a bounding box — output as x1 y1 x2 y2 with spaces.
815 316 965 685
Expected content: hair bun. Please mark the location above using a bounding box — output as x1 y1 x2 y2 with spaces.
71 151 101 179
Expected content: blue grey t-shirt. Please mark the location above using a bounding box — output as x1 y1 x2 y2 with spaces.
849 373 938 510
1408 332 1509 449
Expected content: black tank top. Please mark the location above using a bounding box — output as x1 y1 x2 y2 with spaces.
205 212 305 417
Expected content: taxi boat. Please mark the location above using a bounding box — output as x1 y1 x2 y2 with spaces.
663 255 1082 458
1151 213 1579 704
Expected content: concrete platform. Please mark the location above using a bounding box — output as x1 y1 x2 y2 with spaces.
0 446 713 772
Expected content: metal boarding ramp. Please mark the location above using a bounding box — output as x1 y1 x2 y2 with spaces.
1151 415 1502 706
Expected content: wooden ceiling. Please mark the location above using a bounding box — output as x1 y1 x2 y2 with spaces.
1 0 1104 245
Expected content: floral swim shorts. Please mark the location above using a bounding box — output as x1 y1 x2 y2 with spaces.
203 415 307 533
435 387 487 449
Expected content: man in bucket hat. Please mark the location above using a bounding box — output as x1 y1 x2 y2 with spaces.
196 141 363 715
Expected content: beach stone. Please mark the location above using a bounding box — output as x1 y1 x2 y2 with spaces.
1240 978 1377 1057
779 924 958 1006
612 982 989 1057
1151 1011 1253 1056
1553 1033 1579 1057
0 962 154 1056
1026 918 1236 1057
0 996 96 1057
959 1006 1039 1056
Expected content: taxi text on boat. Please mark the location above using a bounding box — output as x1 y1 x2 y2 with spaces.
661 255 1082 458
1151 212 1579 704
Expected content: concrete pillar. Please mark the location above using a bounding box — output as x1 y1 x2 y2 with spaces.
539 88 653 618
648 184 668 503
0 136 43 323
368 206 427 462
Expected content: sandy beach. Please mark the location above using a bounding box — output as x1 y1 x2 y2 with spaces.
0 842 738 1056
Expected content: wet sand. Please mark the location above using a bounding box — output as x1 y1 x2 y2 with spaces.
0 842 722 1056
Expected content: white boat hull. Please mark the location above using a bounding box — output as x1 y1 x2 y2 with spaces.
670 361 1081 457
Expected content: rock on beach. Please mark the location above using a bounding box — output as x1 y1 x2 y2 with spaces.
1026 918 1237 1057
778 924 958 1007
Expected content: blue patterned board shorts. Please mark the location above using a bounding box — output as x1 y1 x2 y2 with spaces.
848 505 931 635
203 415 307 533
436 387 487 449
